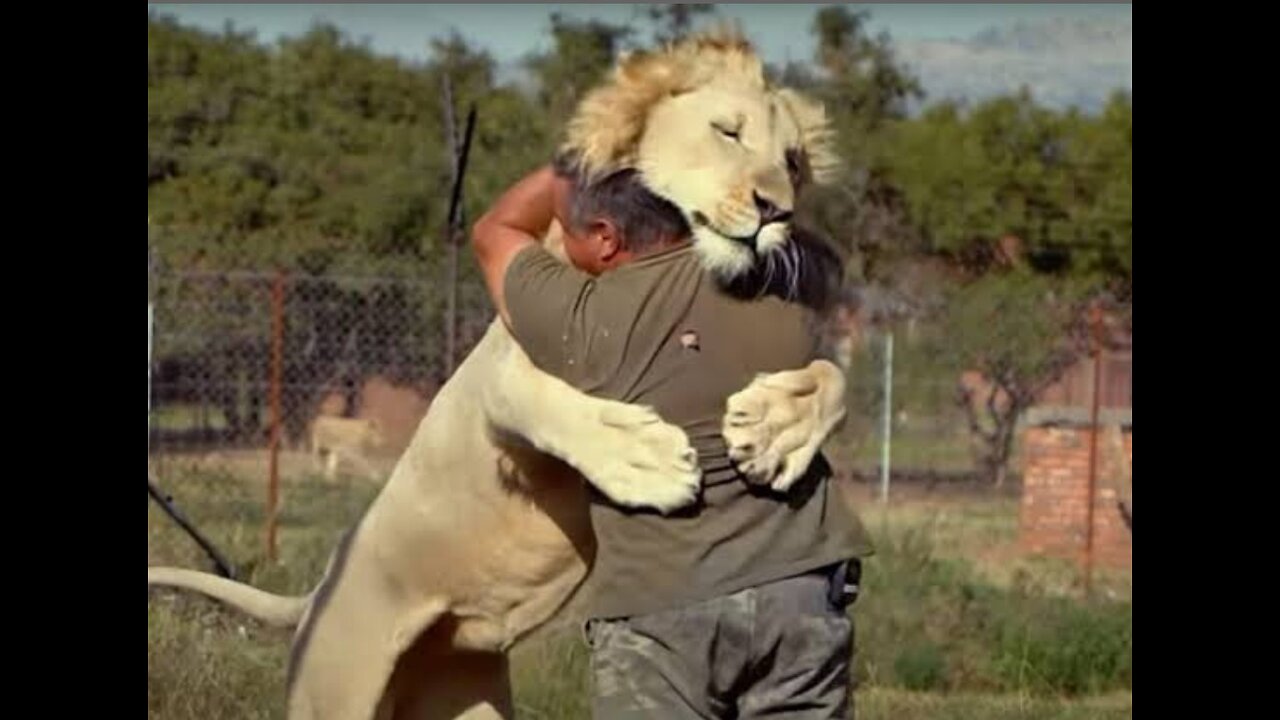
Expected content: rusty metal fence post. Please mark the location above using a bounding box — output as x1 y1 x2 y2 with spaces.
266 270 286 562
1082 304 1104 595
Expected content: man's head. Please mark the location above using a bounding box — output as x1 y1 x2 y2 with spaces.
553 161 692 275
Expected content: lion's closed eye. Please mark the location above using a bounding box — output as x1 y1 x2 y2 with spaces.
711 122 741 141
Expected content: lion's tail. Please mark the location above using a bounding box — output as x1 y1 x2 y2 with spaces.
148 567 308 628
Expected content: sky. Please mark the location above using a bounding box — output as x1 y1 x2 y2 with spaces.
148 3 1133 113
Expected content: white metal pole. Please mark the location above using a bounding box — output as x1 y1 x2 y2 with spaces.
880 331 894 504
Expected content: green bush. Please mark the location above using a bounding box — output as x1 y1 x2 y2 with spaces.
893 641 948 691
854 526 1131 695
991 600 1133 694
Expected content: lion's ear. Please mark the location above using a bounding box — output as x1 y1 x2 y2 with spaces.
774 88 842 186
561 51 689 178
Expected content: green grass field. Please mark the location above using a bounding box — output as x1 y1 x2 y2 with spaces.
146 459 1131 719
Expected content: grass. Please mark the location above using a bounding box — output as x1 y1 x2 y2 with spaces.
842 429 987 477
856 492 1131 601
507 634 1132 720
853 525 1131 696
151 403 232 433
147 457 1131 719
854 688 1130 720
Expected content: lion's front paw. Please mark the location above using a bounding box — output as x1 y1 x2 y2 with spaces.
724 382 801 489
723 368 841 493
574 404 701 513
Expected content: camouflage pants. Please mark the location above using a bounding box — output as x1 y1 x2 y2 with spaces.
584 562 859 719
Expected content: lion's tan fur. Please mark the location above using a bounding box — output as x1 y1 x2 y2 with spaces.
148 29 849 720
562 26 843 278
310 416 389 482
563 25 839 187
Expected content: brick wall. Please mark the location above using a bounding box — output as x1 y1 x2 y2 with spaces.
1019 420 1132 568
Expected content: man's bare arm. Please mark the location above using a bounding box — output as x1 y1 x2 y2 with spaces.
470 166 702 512
470 165 573 326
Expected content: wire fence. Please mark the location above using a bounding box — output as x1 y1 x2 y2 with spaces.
147 267 494 455
145 238 1131 570
835 326 1131 490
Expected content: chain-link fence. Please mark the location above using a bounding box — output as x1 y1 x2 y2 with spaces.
146 237 1131 570
146 241 498 567
148 267 494 454
832 325 1132 497
835 329 983 486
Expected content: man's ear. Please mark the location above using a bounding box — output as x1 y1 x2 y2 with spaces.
591 217 624 261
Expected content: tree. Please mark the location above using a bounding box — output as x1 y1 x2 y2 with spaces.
1057 91 1132 283
524 13 632 126
889 90 1132 287
811 6 923 131
147 17 554 276
643 4 717 45
883 89 1131 485
147 16 556 440
934 268 1091 487
792 6 925 286
146 9 1133 469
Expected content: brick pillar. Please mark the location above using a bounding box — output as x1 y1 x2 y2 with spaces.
1019 408 1131 568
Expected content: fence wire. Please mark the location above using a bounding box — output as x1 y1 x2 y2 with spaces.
146 242 1129 569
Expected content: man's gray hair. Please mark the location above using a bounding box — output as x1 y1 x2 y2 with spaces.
553 154 691 252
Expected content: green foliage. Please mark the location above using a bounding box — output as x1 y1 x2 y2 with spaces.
147 10 1131 472
888 90 1132 283
780 6 927 284
1060 91 1132 279
524 13 632 126
644 3 718 46
147 16 552 275
991 599 1133 695
812 6 925 131
894 641 949 691
855 527 1132 696
940 269 1089 399
147 12 1133 710
931 268 1092 483
147 467 1133 718
148 8 1129 288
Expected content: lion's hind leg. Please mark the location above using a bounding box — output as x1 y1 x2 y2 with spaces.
288 594 451 720
381 616 514 720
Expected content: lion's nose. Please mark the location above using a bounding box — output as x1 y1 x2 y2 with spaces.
753 192 792 225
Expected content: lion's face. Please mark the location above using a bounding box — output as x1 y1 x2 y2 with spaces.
637 80 807 277
561 30 839 280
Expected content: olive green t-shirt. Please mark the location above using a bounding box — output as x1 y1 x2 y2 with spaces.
505 243 873 620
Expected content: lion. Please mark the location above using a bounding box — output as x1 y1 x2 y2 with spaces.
147 28 850 720
310 416 389 482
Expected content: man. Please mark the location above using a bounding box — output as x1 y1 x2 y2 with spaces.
471 162 873 719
